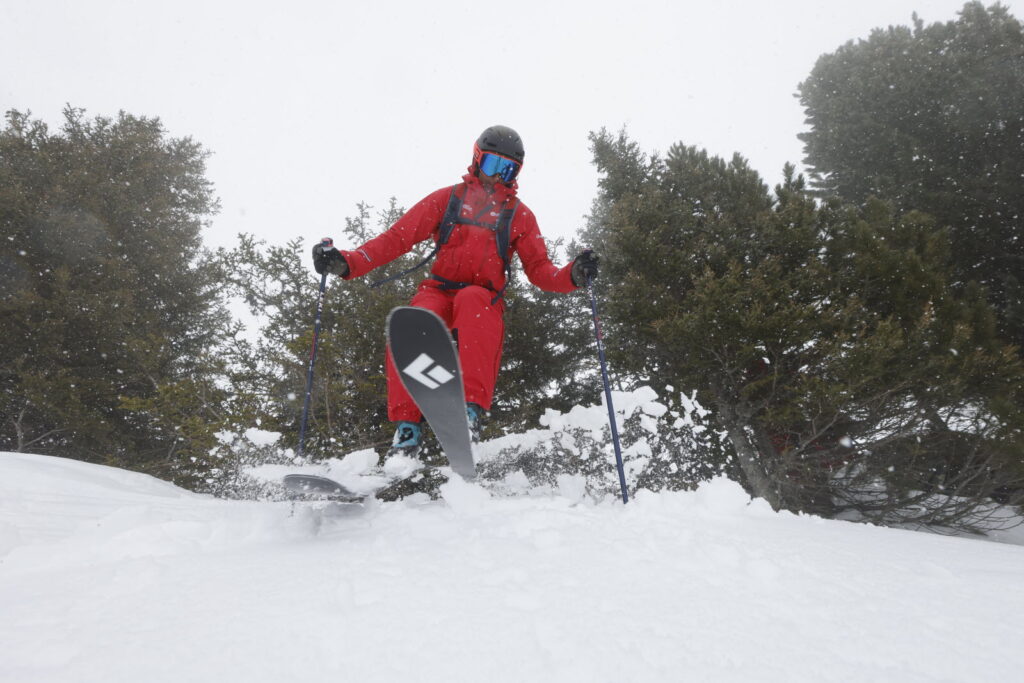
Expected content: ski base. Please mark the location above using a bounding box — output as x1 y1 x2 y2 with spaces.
387 306 476 480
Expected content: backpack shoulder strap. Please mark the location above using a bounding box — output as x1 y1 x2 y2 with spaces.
437 185 465 247
488 199 520 304
495 199 519 267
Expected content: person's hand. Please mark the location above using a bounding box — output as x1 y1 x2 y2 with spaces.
571 249 599 286
312 238 348 276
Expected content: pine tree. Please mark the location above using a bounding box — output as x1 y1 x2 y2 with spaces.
583 129 1024 527
494 237 596 433
0 107 229 479
220 201 416 457
798 2 1024 352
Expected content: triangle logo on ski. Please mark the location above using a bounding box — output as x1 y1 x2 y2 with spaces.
387 306 476 480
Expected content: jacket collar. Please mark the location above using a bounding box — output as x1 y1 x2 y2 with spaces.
462 168 518 204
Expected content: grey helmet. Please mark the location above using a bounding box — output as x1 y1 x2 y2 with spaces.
473 125 525 165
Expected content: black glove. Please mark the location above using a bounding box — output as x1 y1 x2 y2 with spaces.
571 249 599 287
312 238 348 276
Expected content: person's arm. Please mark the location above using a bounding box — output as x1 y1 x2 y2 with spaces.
513 206 580 293
336 186 452 279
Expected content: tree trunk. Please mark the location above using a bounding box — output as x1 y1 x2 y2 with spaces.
711 382 783 510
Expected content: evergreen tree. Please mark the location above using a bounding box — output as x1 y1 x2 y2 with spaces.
583 129 1024 527
222 202 416 457
798 2 1024 351
494 240 596 433
0 107 229 480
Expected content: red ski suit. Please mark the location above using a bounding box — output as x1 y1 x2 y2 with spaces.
339 172 578 422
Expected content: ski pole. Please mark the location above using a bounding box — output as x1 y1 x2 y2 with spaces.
586 274 629 504
297 238 332 460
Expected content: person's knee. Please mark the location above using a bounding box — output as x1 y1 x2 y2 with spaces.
454 285 491 306
456 285 505 317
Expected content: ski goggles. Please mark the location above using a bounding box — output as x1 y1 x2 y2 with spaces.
477 152 522 183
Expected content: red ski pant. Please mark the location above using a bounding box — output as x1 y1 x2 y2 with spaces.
386 284 504 422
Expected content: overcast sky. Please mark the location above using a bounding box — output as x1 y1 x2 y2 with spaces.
3 0 1020 257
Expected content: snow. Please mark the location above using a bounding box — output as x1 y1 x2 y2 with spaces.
2 449 1024 682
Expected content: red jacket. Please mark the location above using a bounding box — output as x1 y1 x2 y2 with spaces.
339 172 577 296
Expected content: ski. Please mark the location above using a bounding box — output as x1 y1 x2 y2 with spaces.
282 466 449 503
386 306 476 480
282 474 364 502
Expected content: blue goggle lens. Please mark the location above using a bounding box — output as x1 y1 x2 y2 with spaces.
478 152 521 182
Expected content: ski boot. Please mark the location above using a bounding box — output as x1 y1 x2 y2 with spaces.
378 420 447 501
387 420 422 459
467 403 485 443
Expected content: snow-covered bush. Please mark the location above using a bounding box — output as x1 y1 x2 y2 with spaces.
478 386 726 498
201 427 298 500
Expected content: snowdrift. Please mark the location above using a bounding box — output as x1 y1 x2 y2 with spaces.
2 450 1023 682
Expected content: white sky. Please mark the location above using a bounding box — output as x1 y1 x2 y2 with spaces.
3 0 1019 255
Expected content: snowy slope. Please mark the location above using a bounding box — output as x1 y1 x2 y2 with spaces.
1 450 1023 683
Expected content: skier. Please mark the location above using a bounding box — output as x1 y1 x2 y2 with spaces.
312 125 599 457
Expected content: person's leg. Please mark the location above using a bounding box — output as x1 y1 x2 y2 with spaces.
451 286 505 412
